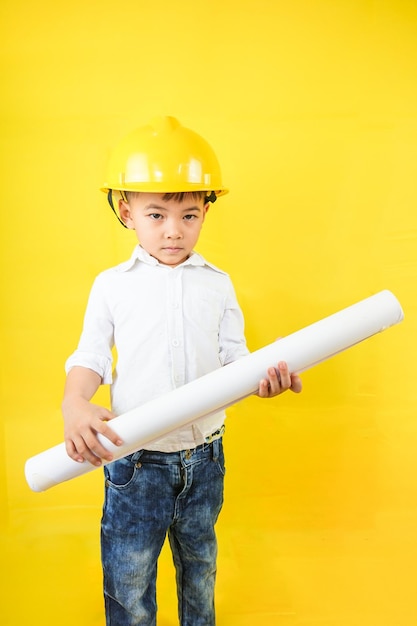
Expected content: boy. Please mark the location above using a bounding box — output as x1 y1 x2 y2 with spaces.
62 116 302 626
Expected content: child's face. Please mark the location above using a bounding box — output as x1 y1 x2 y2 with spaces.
119 193 209 267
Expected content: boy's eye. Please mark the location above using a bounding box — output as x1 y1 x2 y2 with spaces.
149 213 163 220
184 214 197 221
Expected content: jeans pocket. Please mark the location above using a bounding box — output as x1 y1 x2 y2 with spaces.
213 445 226 477
104 452 143 489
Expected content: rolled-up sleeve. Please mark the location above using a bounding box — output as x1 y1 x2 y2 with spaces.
218 282 250 365
65 274 114 384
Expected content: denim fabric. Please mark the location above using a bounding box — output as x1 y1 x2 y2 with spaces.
101 438 225 626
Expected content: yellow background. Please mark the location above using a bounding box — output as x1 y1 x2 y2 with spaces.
1 1 417 624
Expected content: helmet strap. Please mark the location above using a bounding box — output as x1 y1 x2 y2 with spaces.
107 190 128 228
205 191 217 204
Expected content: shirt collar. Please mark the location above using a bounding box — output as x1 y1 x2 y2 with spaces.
117 245 207 272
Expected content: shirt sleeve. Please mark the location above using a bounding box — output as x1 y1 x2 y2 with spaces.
65 274 114 384
218 280 250 365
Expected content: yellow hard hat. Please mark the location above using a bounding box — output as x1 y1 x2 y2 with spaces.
101 116 228 198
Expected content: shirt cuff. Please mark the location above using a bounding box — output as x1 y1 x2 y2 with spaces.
65 351 113 384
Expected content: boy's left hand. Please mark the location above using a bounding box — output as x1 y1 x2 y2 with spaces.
257 361 302 398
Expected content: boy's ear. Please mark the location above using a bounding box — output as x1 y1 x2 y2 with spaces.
203 203 210 221
118 200 134 228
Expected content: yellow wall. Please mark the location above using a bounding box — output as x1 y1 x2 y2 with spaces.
1 1 417 624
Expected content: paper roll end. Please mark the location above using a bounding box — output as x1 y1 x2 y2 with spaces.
25 459 56 492
381 289 405 324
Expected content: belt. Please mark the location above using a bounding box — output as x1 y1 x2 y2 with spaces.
204 424 225 444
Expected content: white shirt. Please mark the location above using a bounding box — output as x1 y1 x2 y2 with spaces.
65 245 249 452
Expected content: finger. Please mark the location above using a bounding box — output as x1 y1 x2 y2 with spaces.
266 366 281 395
277 362 292 390
83 431 115 464
258 378 270 398
73 422 117 464
65 438 85 464
98 408 117 422
71 433 104 466
97 421 123 448
290 374 303 393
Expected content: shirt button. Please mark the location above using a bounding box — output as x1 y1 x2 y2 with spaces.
172 339 179 347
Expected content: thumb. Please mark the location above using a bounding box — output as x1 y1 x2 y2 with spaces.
99 407 117 421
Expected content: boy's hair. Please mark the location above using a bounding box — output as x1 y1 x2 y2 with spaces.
110 189 215 228
125 191 208 203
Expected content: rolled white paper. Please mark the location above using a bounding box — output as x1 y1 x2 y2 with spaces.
25 290 403 492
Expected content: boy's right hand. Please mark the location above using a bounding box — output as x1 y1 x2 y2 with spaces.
63 397 123 466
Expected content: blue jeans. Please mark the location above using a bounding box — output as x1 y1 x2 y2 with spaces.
101 438 225 626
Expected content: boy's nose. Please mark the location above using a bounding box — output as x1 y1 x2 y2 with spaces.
165 220 183 238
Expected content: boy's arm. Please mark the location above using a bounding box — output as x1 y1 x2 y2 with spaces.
257 361 302 398
62 366 123 466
